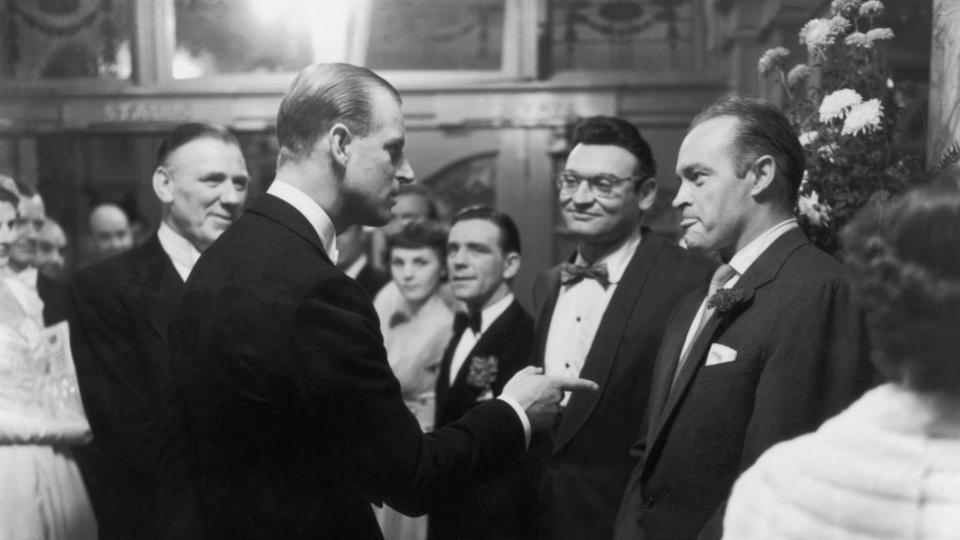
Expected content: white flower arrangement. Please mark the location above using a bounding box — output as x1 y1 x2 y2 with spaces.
841 99 884 136
819 89 863 122
756 0 923 254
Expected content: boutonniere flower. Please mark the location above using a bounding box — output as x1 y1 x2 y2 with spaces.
707 288 748 316
466 355 499 390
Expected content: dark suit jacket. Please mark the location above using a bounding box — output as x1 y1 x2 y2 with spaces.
167 194 526 540
38 272 67 325
355 260 390 297
532 232 712 540
430 299 536 540
614 228 875 540
67 235 185 540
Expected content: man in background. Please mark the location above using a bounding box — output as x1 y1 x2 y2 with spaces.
533 116 712 540
430 205 537 540
36 218 68 281
337 224 390 296
68 122 250 540
87 202 134 263
614 96 874 540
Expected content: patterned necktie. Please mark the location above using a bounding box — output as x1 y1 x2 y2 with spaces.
453 310 482 335
559 262 611 288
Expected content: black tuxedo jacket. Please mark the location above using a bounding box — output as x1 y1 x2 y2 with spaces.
37 272 67 325
532 232 712 540
167 194 525 540
68 234 185 540
430 299 536 540
614 228 875 540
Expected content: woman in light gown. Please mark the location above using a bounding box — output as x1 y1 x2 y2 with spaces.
0 185 97 540
372 219 456 540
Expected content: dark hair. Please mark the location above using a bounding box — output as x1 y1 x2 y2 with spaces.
842 180 960 397
451 205 521 255
692 96 805 207
386 219 448 259
277 63 401 162
0 185 19 208
156 123 240 168
397 184 439 220
572 116 656 180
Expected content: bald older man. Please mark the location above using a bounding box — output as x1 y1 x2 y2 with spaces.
87 203 134 262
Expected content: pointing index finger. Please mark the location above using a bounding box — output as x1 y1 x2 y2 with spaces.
549 376 599 392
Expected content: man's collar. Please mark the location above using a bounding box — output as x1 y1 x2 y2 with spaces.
267 180 339 264
728 219 798 276
157 221 202 282
478 292 514 334
343 253 368 279
575 228 642 284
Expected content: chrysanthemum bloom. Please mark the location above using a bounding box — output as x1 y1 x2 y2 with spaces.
800 19 837 55
799 131 819 148
865 27 895 42
844 32 872 48
798 189 831 227
758 47 791 77
830 15 852 34
831 0 862 17
787 64 812 87
819 88 863 122
859 0 885 17
842 99 884 136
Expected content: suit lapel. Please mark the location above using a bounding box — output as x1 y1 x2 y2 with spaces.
532 267 563 368
647 290 704 423
552 234 665 456
247 193 333 265
645 229 810 463
134 236 185 341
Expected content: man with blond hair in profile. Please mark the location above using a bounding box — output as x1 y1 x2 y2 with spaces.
68 122 251 540
165 63 596 539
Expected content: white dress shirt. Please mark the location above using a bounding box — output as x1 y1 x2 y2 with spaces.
267 180 339 264
448 292 515 385
678 219 799 359
157 222 202 282
544 229 642 405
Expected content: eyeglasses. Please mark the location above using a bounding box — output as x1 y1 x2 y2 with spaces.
555 171 641 198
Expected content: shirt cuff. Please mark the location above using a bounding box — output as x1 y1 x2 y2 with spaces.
496 395 531 449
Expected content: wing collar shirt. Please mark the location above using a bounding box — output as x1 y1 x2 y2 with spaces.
266 179 339 264
544 228 642 406
343 253 369 280
678 218 799 359
448 292 515 385
157 221 202 282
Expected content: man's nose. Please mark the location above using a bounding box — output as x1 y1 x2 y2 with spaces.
570 180 595 205
219 182 243 207
396 159 415 185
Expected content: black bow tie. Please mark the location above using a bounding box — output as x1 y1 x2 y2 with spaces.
560 262 611 288
387 311 410 328
454 310 482 335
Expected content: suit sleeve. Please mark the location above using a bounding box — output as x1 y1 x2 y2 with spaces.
697 277 874 540
67 276 165 474
290 275 526 516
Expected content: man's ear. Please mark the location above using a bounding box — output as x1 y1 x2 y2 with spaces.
502 251 521 281
636 177 657 212
748 155 778 198
152 168 174 204
329 123 353 168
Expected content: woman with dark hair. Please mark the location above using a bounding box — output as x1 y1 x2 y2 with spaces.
0 184 97 539
373 219 456 540
722 180 960 539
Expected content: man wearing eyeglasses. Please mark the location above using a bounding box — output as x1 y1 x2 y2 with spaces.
532 116 712 540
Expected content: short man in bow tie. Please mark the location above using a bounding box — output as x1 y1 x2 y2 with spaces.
430 205 537 540
532 115 712 540
613 97 875 540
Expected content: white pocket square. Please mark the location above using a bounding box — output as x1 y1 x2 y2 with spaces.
705 343 738 366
